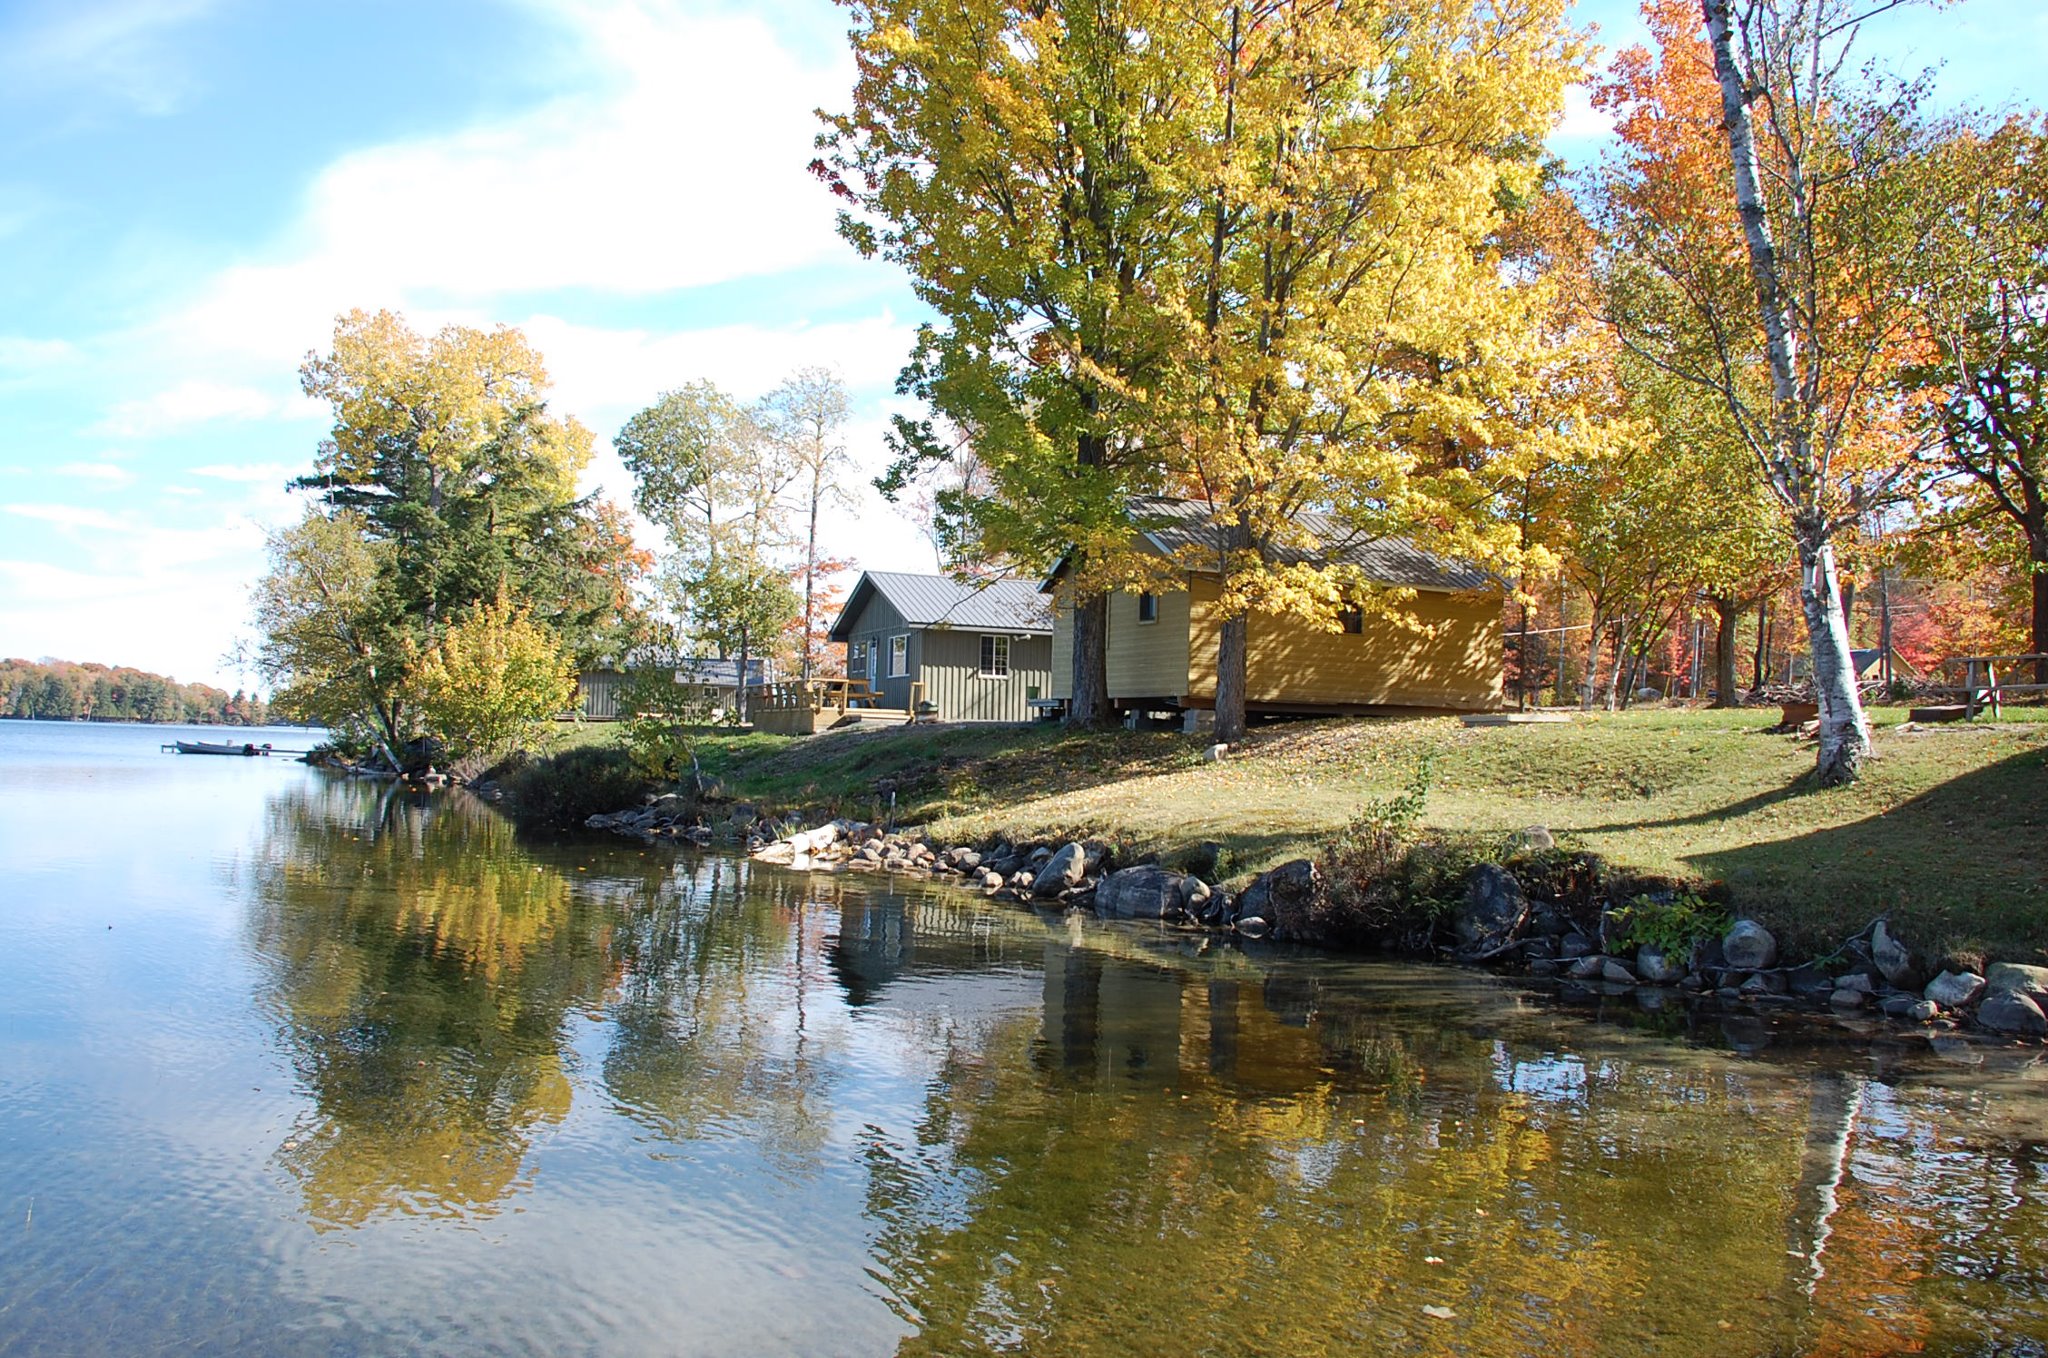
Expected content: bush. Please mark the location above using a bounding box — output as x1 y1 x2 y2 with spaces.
502 744 658 832
1605 891 1729 959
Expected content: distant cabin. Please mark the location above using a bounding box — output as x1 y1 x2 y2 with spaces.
1046 497 1505 717
575 657 770 721
827 571 1054 723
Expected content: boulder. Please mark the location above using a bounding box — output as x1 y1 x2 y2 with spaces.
1871 920 1925 990
1031 843 1089 897
1722 920 1779 971
1924 970 1986 1008
1985 963 2048 1005
1455 864 1529 953
1908 1000 1940 1022
1559 933 1596 961
1829 987 1869 1009
1235 915 1270 939
981 870 1005 891
946 847 983 872
1179 877 1212 912
1203 743 1228 763
1977 991 2048 1037
1095 866 1186 920
1601 959 1638 985
1566 955 1607 981
1635 947 1685 984
1237 860 1321 940
1508 825 1556 854
1832 971 1876 995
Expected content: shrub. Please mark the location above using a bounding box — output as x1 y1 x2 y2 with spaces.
502 744 658 832
1606 891 1729 959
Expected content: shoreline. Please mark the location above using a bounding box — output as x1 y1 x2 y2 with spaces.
576 798 2048 1045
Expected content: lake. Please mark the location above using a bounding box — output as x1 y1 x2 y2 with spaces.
1 719 2044 1355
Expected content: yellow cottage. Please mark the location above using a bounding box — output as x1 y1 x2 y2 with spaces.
1047 498 1505 717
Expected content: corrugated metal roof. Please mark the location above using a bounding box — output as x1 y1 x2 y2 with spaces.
830 571 1053 640
1128 495 1493 592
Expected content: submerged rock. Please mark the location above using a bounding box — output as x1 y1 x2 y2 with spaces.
1095 865 1185 920
1978 991 2048 1037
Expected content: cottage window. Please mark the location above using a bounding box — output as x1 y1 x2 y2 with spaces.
1137 592 1158 623
1339 605 1364 634
979 635 1010 678
888 635 908 677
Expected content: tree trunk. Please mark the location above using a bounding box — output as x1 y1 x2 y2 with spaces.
1710 596 1740 707
1753 600 1768 693
2032 531 2048 686
737 623 751 726
1066 589 1111 727
1794 536 1872 787
1705 0 1872 782
1517 601 1532 710
801 473 820 682
1214 613 1249 742
1579 609 1605 711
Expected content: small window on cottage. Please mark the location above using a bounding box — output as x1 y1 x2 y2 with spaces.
979 635 1010 678
1339 605 1364 634
889 635 908 677
1137 592 1158 623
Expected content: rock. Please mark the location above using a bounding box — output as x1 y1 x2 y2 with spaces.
1924 970 1986 1008
1722 920 1778 971
1559 933 1595 961
1829 987 1869 1009
1179 876 1212 911
1032 843 1088 897
1009 871 1035 890
1880 993 1920 1018
1237 860 1321 940
1832 971 1876 995
1235 915 1270 939
1521 937 1556 960
1635 947 1685 984
1785 965 1834 999
1455 864 1529 953
1507 825 1556 854
1203 743 1228 763
1566 955 1607 981
1601 959 1638 985
1985 963 2048 1005
1908 1000 1940 1022
981 870 1005 891
946 847 982 872
1095 866 1186 920
1871 920 1925 990
1529 958 1562 977
1740 970 1786 997
1978 991 2048 1036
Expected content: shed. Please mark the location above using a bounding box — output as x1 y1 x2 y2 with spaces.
827 572 1054 722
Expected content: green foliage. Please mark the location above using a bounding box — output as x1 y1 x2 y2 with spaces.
1605 892 1729 960
501 744 657 833
616 651 720 783
1351 752 1438 841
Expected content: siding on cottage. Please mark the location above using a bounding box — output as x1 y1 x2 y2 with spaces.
1048 569 1502 713
840 589 914 710
917 628 1054 723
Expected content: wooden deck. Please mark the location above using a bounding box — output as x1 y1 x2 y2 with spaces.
752 679 929 735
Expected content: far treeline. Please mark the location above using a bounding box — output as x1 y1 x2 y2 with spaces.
254 0 2046 791
1 658 270 726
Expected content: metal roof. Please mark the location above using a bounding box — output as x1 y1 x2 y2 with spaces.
829 571 1053 641
1121 495 1493 592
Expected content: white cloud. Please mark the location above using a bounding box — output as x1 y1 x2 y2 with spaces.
52 461 134 485
92 379 298 438
188 462 298 485
1554 85 1617 142
0 335 77 377
165 3 852 368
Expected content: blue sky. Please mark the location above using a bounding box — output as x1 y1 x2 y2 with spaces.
1 0 2041 690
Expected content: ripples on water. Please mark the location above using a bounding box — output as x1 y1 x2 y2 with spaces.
0 720 2045 1355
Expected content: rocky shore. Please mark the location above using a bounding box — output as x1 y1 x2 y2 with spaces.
583 801 2048 1042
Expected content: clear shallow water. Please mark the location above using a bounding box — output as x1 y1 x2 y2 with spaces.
1 720 2046 1356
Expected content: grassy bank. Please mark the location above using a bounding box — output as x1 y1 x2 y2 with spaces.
672 708 2047 963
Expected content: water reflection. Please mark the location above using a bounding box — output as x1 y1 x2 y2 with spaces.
233 778 2048 1354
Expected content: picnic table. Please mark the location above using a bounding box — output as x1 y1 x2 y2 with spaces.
1939 654 2048 718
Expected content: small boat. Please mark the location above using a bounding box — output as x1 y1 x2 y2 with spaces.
171 740 272 757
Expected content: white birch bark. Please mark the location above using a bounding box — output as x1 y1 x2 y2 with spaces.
1701 0 1871 784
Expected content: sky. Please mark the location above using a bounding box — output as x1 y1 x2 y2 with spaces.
1 0 2041 691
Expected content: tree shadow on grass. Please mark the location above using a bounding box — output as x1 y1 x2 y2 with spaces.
1573 774 1819 836
1686 745 2048 960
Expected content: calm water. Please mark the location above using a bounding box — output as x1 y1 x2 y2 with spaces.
2 721 2046 1356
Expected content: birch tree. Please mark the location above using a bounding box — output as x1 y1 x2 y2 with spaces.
759 367 854 680
1601 0 1954 782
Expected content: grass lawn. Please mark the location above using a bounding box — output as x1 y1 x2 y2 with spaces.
681 707 2048 963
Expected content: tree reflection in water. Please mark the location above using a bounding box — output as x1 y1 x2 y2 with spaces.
239 780 2048 1353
